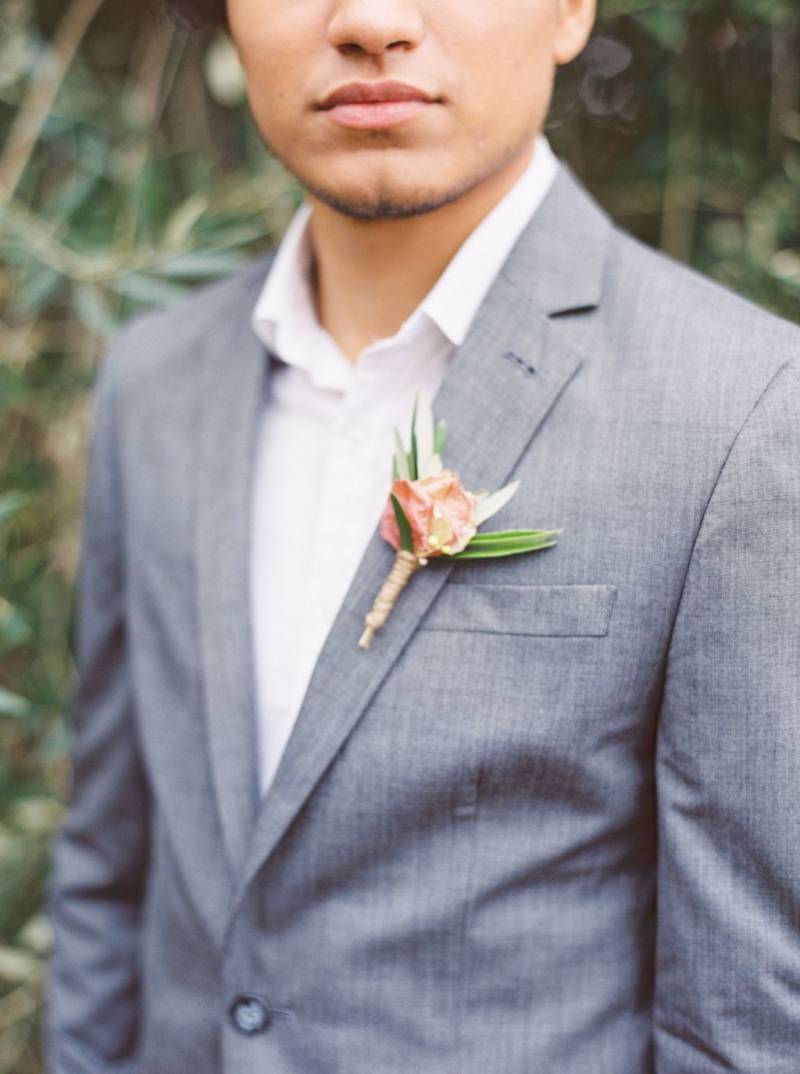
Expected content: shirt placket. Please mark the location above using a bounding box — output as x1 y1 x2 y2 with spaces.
299 379 362 675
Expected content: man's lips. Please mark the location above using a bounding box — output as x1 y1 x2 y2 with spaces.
315 80 440 130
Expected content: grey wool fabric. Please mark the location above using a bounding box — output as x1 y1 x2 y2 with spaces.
44 158 800 1073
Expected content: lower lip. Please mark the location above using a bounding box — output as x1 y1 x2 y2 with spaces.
323 100 431 130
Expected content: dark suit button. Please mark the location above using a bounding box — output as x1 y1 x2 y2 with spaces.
230 993 271 1035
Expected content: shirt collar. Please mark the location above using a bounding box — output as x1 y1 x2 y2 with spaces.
252 133 560 366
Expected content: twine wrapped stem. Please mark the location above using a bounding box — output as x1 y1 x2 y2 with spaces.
359 549 424 649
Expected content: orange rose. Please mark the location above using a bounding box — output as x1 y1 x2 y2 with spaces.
379 469 478 558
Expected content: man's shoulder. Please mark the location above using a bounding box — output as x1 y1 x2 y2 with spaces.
102 247 277 396
604 223 800 381
591 225 800 453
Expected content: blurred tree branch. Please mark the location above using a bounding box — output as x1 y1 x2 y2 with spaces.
0 0 106 198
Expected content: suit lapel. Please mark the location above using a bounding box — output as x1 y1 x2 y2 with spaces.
195 258 276 877
220 160 615 931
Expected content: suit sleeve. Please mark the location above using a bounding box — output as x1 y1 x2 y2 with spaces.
654 358 800 1072
44 336 151 1074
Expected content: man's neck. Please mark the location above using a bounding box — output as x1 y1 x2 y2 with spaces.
306 139 537 363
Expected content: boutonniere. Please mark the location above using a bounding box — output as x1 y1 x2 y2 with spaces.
358 390 560 649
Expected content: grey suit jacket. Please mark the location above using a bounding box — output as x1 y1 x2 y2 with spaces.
44 158 800 1074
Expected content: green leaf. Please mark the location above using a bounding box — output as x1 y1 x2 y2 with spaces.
191 222 271 249
393 428 411 480
151 250 250 280
73 283 119 338
0 492 30 528
0 686 31 720
408 396 418 480
450 529 560 560
109 272 189 309
467 528 559 543
473 480 521 526
450 542 558 560
414 389 434 475
462 538 559 555
164 194 208 249
51 170 103 225
11 265 65 318
434 419 447 458
0 601 33 657
390 493 414 553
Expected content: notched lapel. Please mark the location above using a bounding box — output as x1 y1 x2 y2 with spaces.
195 269 274 879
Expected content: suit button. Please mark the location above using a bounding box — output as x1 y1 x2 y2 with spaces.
229 993 271 1035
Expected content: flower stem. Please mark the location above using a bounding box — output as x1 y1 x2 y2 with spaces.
358 549 422 649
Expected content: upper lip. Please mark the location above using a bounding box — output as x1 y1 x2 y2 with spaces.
317 80 435 110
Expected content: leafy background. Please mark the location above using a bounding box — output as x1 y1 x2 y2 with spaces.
1 0 798 1067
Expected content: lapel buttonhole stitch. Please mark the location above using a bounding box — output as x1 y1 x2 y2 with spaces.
504 351 537 376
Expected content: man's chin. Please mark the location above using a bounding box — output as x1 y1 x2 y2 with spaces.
301 177 467 222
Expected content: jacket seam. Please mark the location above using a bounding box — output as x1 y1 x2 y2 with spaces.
663 357 795 659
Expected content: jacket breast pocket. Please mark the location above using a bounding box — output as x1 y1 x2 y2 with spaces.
418 582 618 637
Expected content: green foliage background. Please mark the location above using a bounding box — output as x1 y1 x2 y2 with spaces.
0 0 798 1067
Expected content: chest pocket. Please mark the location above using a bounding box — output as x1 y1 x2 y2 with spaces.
419 582 618 637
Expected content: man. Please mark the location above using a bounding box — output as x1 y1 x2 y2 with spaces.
44 0 800 1071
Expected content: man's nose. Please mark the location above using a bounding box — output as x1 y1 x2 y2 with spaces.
327 0 425 57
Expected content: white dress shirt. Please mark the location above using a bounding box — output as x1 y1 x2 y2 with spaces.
250 134 559 797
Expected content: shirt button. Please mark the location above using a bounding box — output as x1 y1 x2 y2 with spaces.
229 993 272 1035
